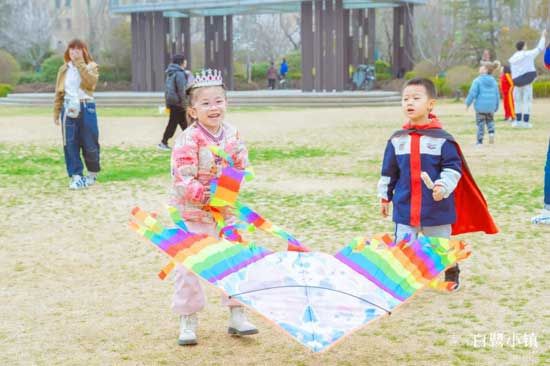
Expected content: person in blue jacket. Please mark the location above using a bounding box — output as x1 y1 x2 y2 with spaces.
465 63 500 145
279 58 288 80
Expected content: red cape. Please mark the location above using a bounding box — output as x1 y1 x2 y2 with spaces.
449 142 498 235
395 117 499 235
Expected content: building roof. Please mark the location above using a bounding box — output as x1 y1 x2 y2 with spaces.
110 0 426 16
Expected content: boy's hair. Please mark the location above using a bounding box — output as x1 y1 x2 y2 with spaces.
172 54 185 65
403 78 436 99
516 41 525 51
503 64 511 74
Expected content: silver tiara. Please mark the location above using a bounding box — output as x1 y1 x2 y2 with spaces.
188 69 224 91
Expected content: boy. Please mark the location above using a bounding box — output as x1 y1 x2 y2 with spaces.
465 63 500 145
377 78 498 291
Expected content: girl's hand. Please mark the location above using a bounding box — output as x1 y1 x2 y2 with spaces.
433 186 445 201
54 116 60 126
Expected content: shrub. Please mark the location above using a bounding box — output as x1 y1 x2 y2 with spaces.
0 83 13 97
0 49 20 85
446 65 477 90
413 60 438 79
430 76 452 97
375 60 391 74
376 72 392 81
533 80 550 98
40 55 64 83
18 72 42 84
251 62 270 81
100 64 130 82
285 51 301 80
404 71 416 80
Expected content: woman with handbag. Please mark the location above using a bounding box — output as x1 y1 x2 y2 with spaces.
53 39 100 189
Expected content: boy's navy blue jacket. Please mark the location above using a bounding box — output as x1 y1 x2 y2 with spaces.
378 115 498 235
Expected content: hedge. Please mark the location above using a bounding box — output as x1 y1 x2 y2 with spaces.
533 80 550 97
0 83 13 97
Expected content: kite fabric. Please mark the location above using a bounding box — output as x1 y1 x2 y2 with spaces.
545 46 550 70
130 145 472 352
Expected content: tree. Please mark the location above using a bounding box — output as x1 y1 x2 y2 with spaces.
0 0 53 71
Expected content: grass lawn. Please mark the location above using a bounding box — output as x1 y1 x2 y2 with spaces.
0 101 548 365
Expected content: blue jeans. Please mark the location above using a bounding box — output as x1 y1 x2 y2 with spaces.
62 101 100 177
545 138 550 208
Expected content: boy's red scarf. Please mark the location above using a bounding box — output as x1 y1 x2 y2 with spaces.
395 115 498 235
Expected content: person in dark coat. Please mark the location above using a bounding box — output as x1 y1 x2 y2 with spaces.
158 54 189 150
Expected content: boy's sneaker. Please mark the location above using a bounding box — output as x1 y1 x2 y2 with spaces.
157 142 171 151
511 121 519 127
522 122 533 128
489 134 495 144
531 209 550 224
83 175 97 186
444 265 461 292
69 175 87 190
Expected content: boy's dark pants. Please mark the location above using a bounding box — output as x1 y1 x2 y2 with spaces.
476 112 495 143
162 105 187 145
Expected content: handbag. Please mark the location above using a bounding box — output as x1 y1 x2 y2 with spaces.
64 98 81 118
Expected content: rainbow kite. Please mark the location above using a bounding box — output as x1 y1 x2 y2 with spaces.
130 145 471 352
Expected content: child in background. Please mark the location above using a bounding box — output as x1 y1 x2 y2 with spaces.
465 63 500 145
169 69 258 346
499 65 515 122
378 78 498 291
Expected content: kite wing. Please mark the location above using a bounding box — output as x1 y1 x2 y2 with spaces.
131 208 470 352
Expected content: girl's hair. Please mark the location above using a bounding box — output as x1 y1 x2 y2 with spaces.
187 85 226 105
64 39 93 64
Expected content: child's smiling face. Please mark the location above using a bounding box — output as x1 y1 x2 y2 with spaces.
188 86 227 132
401 84 436 125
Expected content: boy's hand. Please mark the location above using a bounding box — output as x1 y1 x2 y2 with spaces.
381 201 390 218
433 186 445 201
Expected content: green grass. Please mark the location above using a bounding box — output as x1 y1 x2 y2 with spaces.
0 144 345 186
0 105 307 117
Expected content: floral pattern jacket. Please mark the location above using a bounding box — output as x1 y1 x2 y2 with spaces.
170 121 248 224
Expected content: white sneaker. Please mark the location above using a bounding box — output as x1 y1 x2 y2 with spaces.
178 314 198 346
531 209 550 224
489 134 495 144
522 122 533 128
228 307 258 336
511 121 519 128
83 175 97 186
69 175 87 190
157 142 171 151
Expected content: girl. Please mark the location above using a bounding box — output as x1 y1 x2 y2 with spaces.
169 69 258 346
53 39 100 189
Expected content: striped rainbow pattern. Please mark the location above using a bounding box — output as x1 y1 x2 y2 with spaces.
235 202 310 252
209 166 245 207
130 207 272 282
335 235 471 301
